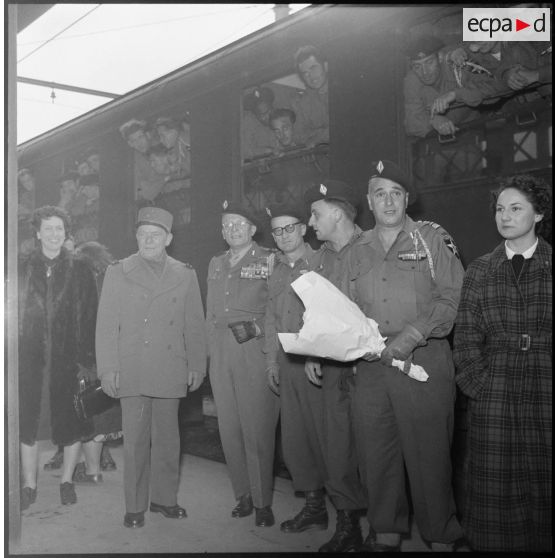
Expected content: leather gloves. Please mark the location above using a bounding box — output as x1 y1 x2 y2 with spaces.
380 324 425 366
228 320 261 344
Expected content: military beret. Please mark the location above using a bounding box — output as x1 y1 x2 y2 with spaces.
58 170 80 183
405 36 445 61
304 179 360 210
369 160 417 206
137 206 173 233
243 87 275 112
221 200 258 227
265 203 307 223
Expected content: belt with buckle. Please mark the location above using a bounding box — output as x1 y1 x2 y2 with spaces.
487 334 551 352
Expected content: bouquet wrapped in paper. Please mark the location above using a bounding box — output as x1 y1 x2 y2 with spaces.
278 271 428 382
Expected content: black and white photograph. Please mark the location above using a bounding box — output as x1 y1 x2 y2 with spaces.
6 3 553 556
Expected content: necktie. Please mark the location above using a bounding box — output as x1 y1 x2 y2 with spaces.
511 254 525 278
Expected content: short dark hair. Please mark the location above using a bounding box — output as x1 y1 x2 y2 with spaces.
491 174 553 235
325 199 357 222
31 205 71 235
269 108 296 125
294 45 326 69
119 119 147 140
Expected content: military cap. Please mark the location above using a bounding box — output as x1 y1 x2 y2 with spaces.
369 159 417 206
304 179 360 209
221 200 258 227
265 203 307 223
58 170 80 184
119 119 147 140
137 206 173 233
405 36 445 61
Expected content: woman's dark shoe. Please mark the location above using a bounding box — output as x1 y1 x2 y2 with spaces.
231 494 253 518
60 482 77 505
149 502 187 518
255 506 275 527
72 462 103 484
100 446 117 471
43 448 64 471
20 486 37 511
124 512 145 528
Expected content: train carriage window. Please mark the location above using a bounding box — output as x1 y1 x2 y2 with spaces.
119 114 192 230
240 52 330 214
402 8 553 189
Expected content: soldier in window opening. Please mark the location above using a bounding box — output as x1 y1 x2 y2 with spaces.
291 45 329 147
347 160 465 551
403 36 499 139
205 201 279 527
269 108 303 153
263 204 329 534
303 180 368 552
96 206 207 529
242 87 279 161
119 119 166 202
71 172 100 245
18 168 37 255
57 170 79 213
154 117 191 179
85 148 101 174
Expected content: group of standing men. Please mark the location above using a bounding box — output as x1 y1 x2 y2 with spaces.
96 158 465 553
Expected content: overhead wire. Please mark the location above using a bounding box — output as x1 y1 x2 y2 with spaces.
17 4 102 63
18 4 262 47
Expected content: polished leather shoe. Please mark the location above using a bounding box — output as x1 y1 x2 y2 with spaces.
280 491 328 533
360 534 401 552
149 502 187 519
231 494 253 518
124 512 145 528
255 506 275 527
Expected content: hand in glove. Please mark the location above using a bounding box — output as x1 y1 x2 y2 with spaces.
380 324 425 366
76 363 98 383
228 320 261 344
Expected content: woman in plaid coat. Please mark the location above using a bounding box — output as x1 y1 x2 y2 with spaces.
453 175 552 552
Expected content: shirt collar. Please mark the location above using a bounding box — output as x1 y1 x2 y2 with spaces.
277 242 313 266
505 238 538 260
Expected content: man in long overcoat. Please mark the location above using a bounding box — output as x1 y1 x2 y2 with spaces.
96 207 207 528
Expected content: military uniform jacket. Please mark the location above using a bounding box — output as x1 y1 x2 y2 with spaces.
96 252 207 398
263 243 315 366
349 217 464 339
206 242 274 342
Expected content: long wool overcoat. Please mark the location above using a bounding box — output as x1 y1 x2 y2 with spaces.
453 239 553 552
19 248 98 446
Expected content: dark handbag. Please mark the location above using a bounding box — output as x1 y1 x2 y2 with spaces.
73 379 115 421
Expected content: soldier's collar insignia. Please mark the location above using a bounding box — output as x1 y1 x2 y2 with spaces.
319 183 327 196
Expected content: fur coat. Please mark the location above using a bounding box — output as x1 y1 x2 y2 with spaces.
19 248 98 446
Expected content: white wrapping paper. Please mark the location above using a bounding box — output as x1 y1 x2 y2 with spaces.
278 271 428 382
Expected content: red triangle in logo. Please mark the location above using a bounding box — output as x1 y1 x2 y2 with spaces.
516 18 530 31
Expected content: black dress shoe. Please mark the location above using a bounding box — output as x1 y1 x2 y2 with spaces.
149 502 187 518
280 490 328 533
21 487 37 511
255 506 275 527
231 494 253 518
60 482 77 505
124 512 145 528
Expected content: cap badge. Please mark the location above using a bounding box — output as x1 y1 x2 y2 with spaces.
319 183 327 196
265 207 272 217
223 200 228 209
376 160 384 174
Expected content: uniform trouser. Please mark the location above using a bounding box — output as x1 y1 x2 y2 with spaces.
353 339 463 543
321 361 367 511
278 349 327 493
121 396 181 513
209 328 279 508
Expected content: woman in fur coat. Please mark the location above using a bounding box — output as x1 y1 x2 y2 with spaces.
453 175 552 552
19 206 98 509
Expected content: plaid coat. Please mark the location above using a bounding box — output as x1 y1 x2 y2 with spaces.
453 239 553 552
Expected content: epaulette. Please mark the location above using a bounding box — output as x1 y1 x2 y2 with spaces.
418 220 460 260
